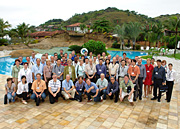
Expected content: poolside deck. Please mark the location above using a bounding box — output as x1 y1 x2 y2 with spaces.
0 74 179 129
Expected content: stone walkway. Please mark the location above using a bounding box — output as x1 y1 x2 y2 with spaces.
0 74 179 129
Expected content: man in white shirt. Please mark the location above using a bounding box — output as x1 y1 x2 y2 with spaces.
26 56 34 70
166 63 176 102
109 57 119 80
48 74 61 104
18 62 32 94
85 59 96 82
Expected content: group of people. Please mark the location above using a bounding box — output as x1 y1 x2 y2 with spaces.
4 49 176 106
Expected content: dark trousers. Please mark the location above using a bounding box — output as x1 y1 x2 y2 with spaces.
28 83 32 94
166 81 174 102
75 91 83 102
138 77 143 99
153 79 163 100
86 75 95 83
96 74 101 80
45 77 52 96
130 76 138 100
17 92 29 100
49 92 60 104
109 90 119 102
86 91 101 102
100 89 107 99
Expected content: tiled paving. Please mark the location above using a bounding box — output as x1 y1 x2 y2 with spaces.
0 74 179 129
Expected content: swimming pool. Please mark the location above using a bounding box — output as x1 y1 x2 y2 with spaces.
0 50 147 75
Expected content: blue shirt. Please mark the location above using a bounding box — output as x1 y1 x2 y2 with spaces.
30 57 37 64
75 81 86 91
96 64 106 76
71 55 76 61
107 81 119 94
85 82 99 93
152 66 166 82
62 79 74 91
32 64 43 77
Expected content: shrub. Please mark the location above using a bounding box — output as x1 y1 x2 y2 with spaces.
125 43 130 48
0 39 8 46
31 39 39 44
112 42 120 48
44 36 51 38
68 45 82 53
82 40 107 55
135 45 141 50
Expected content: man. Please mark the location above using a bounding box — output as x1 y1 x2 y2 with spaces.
107 55 112 62
119 75 134 106
45 53 49 59
123 53 126 60
93 56 98 65
41 55 46 68
117 56 122 64
71 50 76 61
69 54 72 60
75 59 85 79
116 60 129 83
84 51 88 59
18 62 32 94
109 57 119 79
88 52 93 60
61 74 76 100
32 58 43 81
64 53 68 61
30 52 37 64
97 54 101 64
14 56 24 65
128 59 140 101
137 58 146 100
58 49 64 60
31 73 46 106
54 55 58 62
26 56 34 70
135 56 139 63
52 59 64 84
48 74 61 104
54 53 58 57
115 55 119 63
102 52 106 62
107 76 119 103
96 59 106 79
85 78 101 102
96 73 108 100
84 58 89 66
85 59 96 82
61 56 68 66
151 59 166 102
50 56 56 66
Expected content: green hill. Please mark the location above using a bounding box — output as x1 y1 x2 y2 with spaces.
154 13 180 23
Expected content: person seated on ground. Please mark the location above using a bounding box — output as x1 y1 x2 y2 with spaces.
17 76 30 104
75 76 86 102
85 78 102 102
61 74 76 100
48 74 61 104
4 78 16 104
96 73 108 100
31 73 46 106
107 76 119 103
119 75 134 106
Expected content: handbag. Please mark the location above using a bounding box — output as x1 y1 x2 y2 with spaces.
159 85 168 92
4 94 7 104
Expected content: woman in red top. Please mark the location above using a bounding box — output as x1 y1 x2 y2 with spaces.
144 58 154 97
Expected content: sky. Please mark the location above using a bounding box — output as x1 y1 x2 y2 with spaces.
0 0 180 27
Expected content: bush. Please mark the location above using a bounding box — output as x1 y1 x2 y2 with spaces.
68 45 82 53
165 35 180 49
0 39 8 46
125 43 130 48
44 36 51 38
112 41 120 48
135 45 141 50
31 39 39 44
82 40 107 55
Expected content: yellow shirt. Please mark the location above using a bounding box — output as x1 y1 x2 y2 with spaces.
32 80 46 92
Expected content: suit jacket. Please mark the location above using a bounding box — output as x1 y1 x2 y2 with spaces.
63 65 76 82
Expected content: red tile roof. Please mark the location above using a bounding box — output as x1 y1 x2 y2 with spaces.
65 23 90 28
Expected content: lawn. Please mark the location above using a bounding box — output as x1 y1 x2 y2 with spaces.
106 47 144 52
166 53 180 60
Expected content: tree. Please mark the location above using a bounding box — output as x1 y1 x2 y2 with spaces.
91 18 111 33
113 24 126 49
79 23 87 33
0 18 11 39
142 22 152 49
126 22 142 50
164 16 180 56
15 22 30 43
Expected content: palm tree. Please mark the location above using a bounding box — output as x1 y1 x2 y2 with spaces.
164 16 180 56
142 22 152 49
126 22 142 50
113 24 125 49
0 18 11 39
15 22 30 43
79 23 86 33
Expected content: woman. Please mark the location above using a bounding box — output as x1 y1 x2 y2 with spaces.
17 76 29 104
144 58 154 97
75 76 86 102
105 59 110 81
4 78 16 104
75 59 85 79
44 59 53 85
162 60 167 73
64 59 76 82
151 58 157 68
166 63 176 102
44 59 53 95
12 59 23 90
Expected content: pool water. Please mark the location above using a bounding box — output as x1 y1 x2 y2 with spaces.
0 50 147 75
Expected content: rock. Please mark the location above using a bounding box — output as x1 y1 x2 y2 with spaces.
0 46 13 51
9 44 29 50
9 49 38 58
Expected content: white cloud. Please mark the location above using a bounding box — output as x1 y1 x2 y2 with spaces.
0 0 180 27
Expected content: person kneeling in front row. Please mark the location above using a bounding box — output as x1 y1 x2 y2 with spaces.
85 78 102 102
31 73 46 106
75 76 86 102
107 76 119 103
17 76 30 104
48 74 61 104
119 75 134 106
61 74 76 100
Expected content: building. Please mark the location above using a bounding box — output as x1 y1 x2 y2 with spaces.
65 23 92 33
